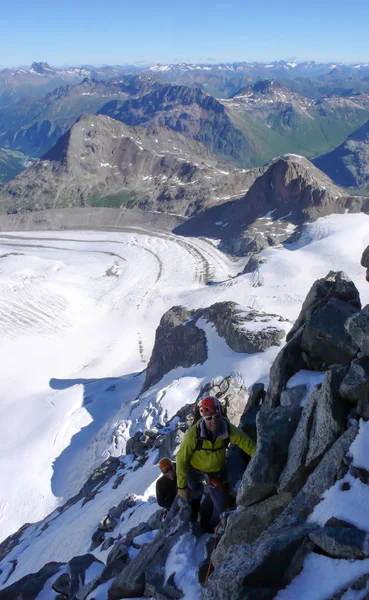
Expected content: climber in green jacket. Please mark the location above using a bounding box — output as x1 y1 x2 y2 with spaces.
176 396 256 531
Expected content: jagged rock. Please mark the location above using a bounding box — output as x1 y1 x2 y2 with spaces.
324 517 357 528
213 492 293 563
0 562 64 600
346 305 369 357
263 327 305 409
287 271 361 342
108 503 192 599
264 424 358 535
52 572 70 596
350 465 369 484
242 255 267 275
112 473 125 489
204 374 248 426
300 298 359 367
339 354 369 419
69 554 103 598
158 427 185 461
164 572 184 599
90 528 105 551
99 515 118 531
237 405 302 507
329 573 369 599
244 383 265 415
309 526 369 559
226 231 268 257
147 509 164 530
108 494 137 520
126 431 153 458
123 522 152 546
203 302 287 354
202 523 319 600
361 245 369 282
142 306 207 392
78 546 130 599
280 384 307 407
101 537 115 551
278 369 348 494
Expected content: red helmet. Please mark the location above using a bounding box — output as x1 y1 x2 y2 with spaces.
159 458 172 473
199 396 221 417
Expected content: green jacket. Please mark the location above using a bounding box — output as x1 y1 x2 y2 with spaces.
176 418 256 489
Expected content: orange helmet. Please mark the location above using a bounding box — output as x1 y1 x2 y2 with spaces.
159 458 172 473
199 396 221 417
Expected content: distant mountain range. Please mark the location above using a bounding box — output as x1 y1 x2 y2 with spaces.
2 60 369 217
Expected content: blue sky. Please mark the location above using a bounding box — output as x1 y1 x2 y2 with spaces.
2 0 369 67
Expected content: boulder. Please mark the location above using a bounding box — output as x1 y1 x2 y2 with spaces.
142 305 207 392
278 369 348 494
263 327 305 409
203 302 287 355
300 298 359 367
309 526 369 559
0 562 63 600
213 492 293 563
280 384 307 407
361 245 369 282
346 305 369 357
69 554 103 598
339 354 369 419
236 405 302 507
202 523 319 600
287 271 361 342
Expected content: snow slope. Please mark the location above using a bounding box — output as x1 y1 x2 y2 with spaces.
1 213 369 597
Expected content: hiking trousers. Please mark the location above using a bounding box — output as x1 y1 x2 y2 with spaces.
187 466 229 531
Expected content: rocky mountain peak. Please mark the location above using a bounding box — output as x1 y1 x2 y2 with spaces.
30 61 52 74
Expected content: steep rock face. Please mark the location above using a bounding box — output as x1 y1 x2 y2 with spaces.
0 113 259 215
175 155 361 254
265 271 360 408
142 305 207 393
313 119 369 188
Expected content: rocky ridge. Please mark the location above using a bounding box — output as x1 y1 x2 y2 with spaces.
0 114 260 215
175 153 367 255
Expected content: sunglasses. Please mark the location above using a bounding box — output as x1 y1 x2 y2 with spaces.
204 413 221 421
161 466 172 473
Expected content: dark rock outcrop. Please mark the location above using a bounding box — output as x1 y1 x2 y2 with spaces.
278 369 348 494
237 405 302 506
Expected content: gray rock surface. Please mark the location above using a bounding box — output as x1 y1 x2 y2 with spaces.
142 306 207 392
203 302 288 354
237 405 302 506
278 369 348 494
287 271 361 342
213 492 293 563
202 523 319 600
108 503 192 599
280 384 307 407
346 305 369 357
263 327 305 409
300 298 359 367
265 423 358 535
339 354 369 419
361 245 369 282
309 526 369 559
